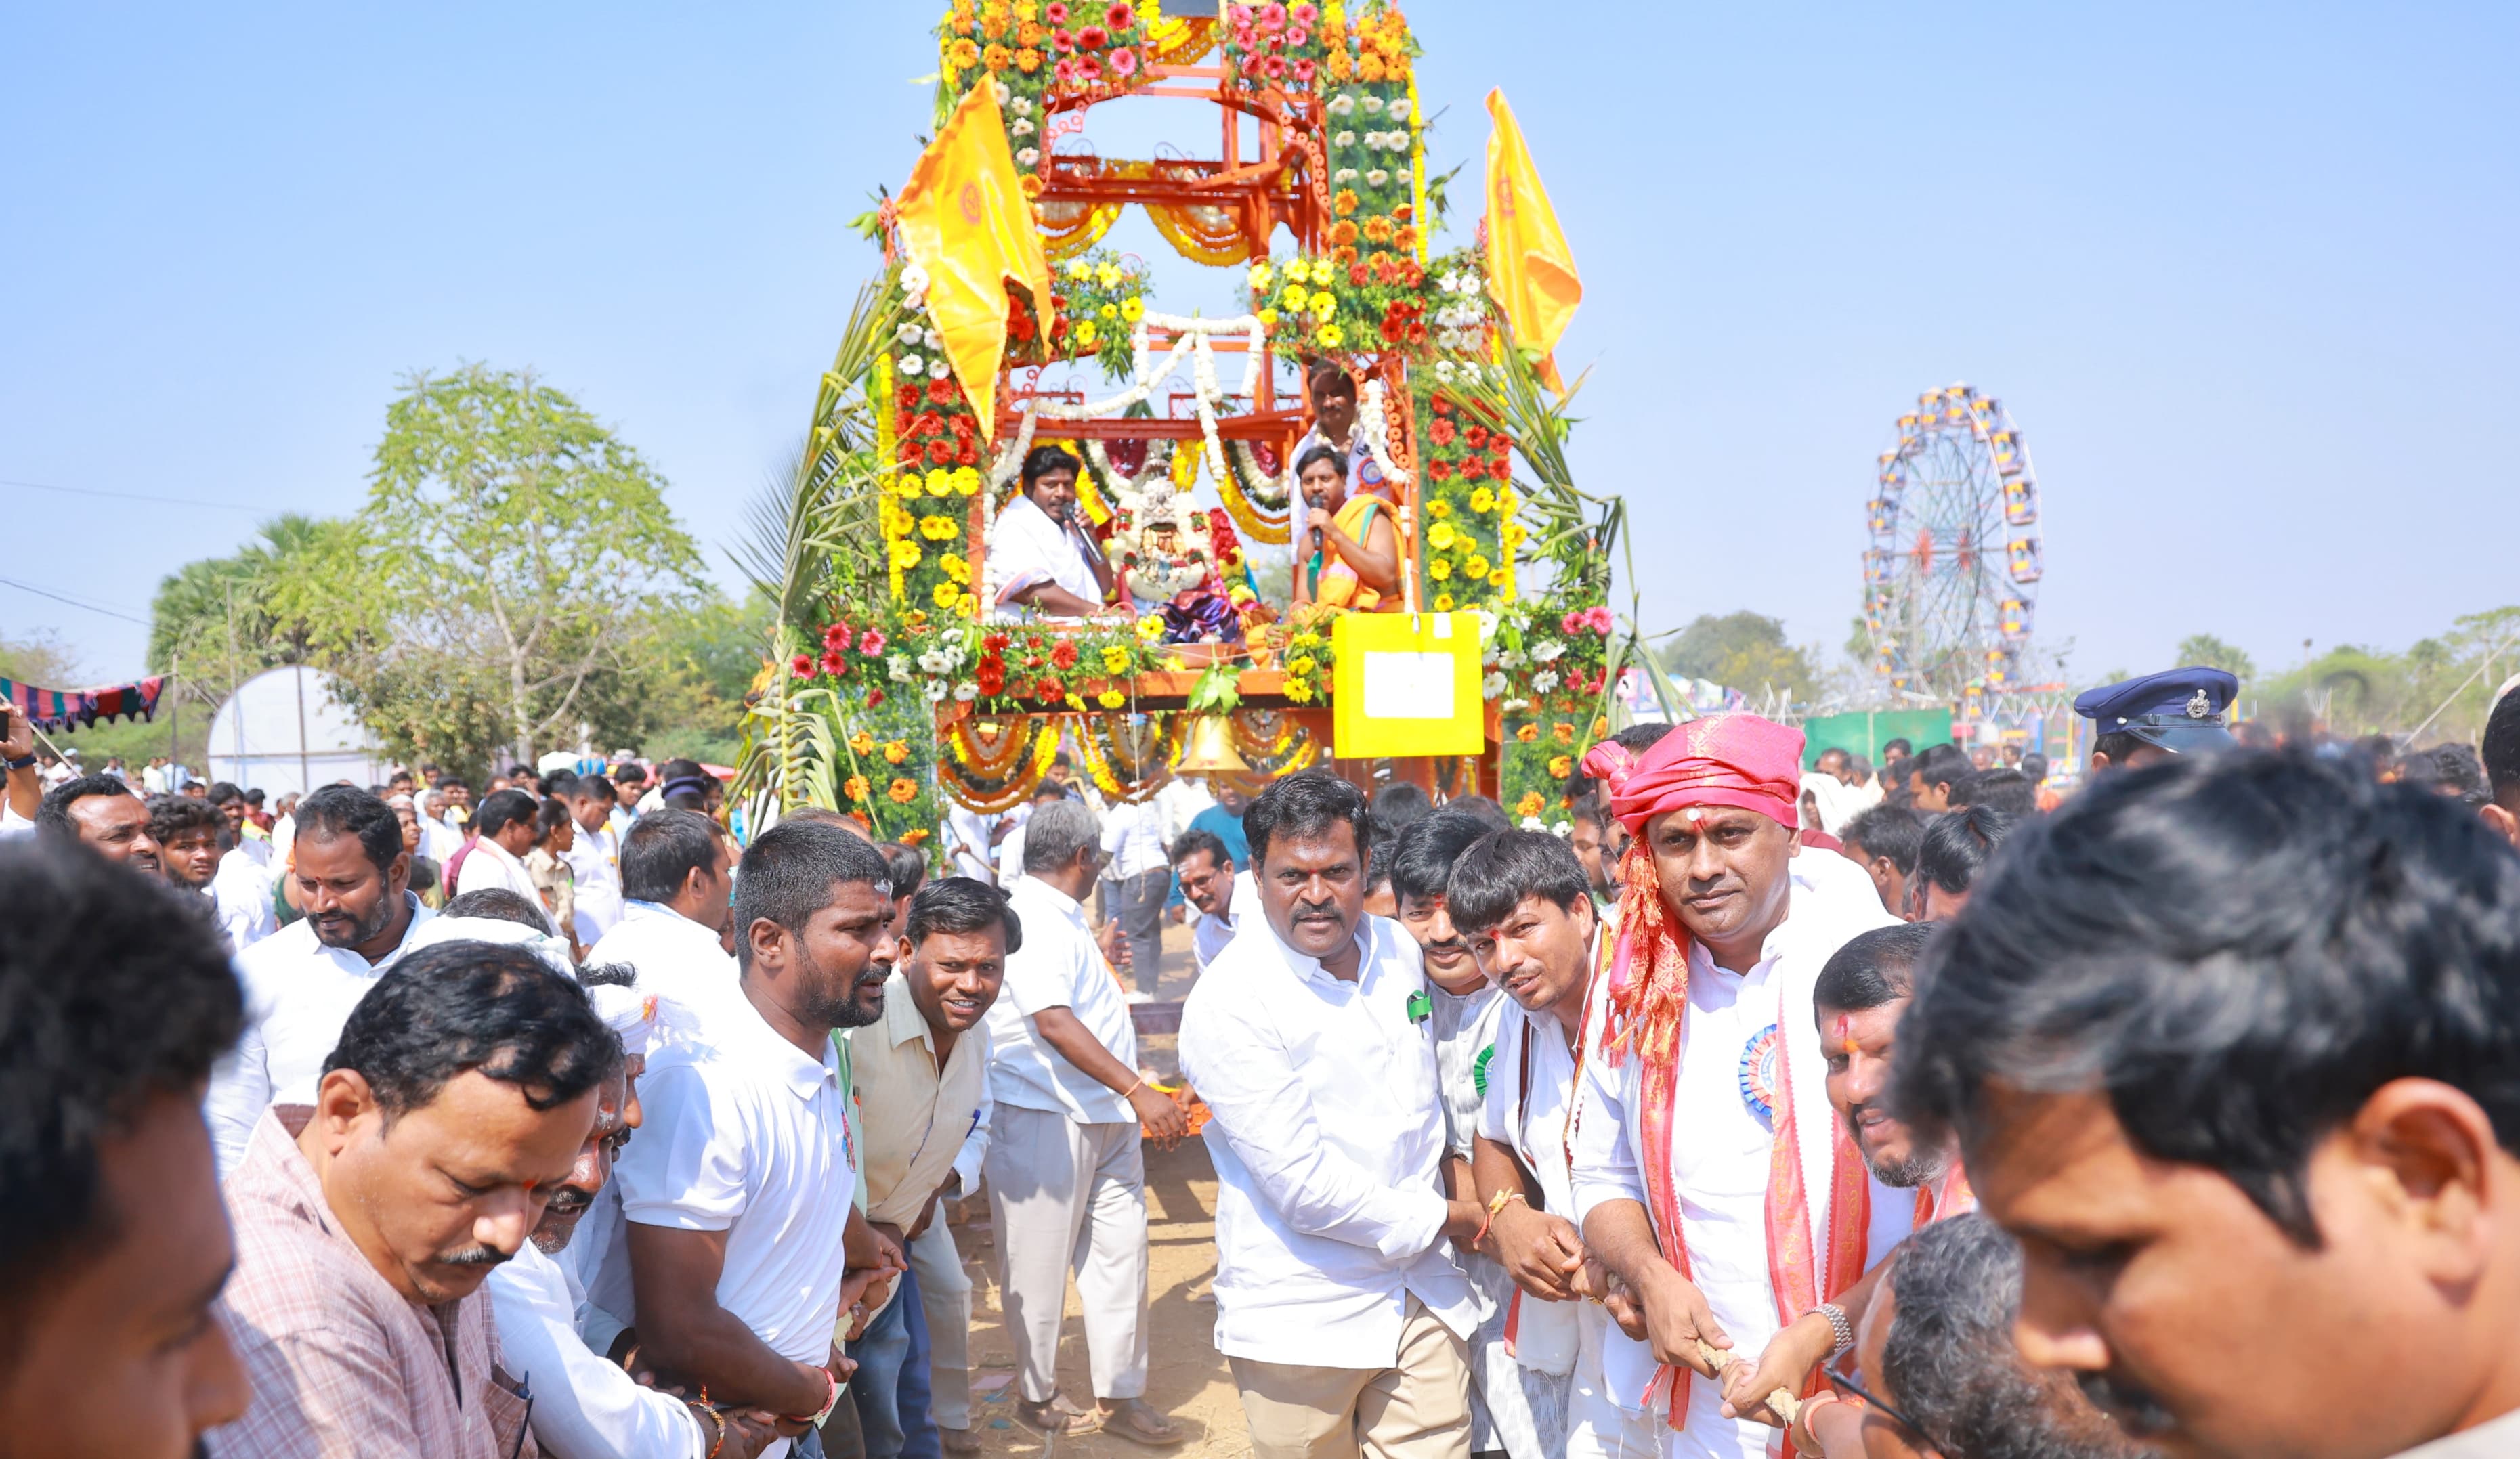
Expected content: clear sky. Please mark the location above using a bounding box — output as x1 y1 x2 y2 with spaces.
6 2 2513 691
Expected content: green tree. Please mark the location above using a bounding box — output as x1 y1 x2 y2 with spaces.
1657 611 1820 702
147 513 343 701
279 364 706 776
2173 633 2257 686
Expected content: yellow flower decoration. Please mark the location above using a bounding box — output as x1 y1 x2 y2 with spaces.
1433 592 1455 611
949 37 980 67
1279 283 1308 311
1098 302 1117 320
1497 488 1520 512
1427 558 1452 581
1285 680 1314 703
843 775 871 803
1247 261 1274 289
1548 754 1573 779
1257 307 1279 327
1317 323 1345 349
880 501 912 537
1554 722 1578 743
1463 554 1491 580
887 777 919 804
1097 689 1126 709
1426 498 1451 518
921 515 960 541
1066 258 1093 278
1308 290 1336 318
889 539 923 570
1136 615 1164 643
882 741 910 765
940 553 972 584
1287 654 1317 676
1427 521 1455 551
1515 724 1540 743
950 466 982 496
1096 262 1122 288
1075 320 1099 347
1100 645 1130 674
1468 486 1496 514
1514 791 1545 819
1501 522 1527 547
1291 631 1322 649
894 472 922 497
1120 297 1142 321
931 582 960 608
848 731 877 755
1594 716 1612 737
929 467 958 498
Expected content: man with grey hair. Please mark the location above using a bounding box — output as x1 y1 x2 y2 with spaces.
981 796 1188 1444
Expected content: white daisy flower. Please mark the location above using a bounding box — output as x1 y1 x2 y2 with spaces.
1532 670 1560 694
1333 129 1356 147
953 682 979 701
1533 641 1566 662
897 322 924 345
1011 118 1035 136
994 80 1012 105
1011 95 1034 116
1520 816 1547 831
1363 168 1389 188
1334 167 1358 184
926 680 949 702
1499 648 1527 669
1327 93 1356 116
1017 146 1040 166
1481 672 1508 698
899 353 926 376
1387 98 1411 123
899 263 930 294
924 328 944 351
888 655 913 682
1360 93 1384 113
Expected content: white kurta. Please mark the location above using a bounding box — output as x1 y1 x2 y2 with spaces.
1567 859 1909 1459
985 494 1100 617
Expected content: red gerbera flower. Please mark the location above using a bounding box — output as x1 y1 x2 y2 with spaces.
949 413 977 439
1050 640 1080 670
926 439 956 465
1077 24 1107 48
1035 678 1065 705
1428 459 1453 482
896 384 921 411
859 630 888 657
1489 456 1513 481
975 662 1006 696
1109 44 1137 75
1429 418 1456 445
820 649 848 676
928 378 960 405
822 619 851 647
1105 1 1134 29
983 633 1011 653
1464 424 1488 449
910 411 943 438
1291 58 1316 83
1047 1 1069 20
1052 26 1076 51
1348 263 1369 287
956 439 979 465
1407 321 1428 345
791 653 815 677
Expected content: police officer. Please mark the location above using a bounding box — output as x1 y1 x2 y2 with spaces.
2072 666 2240 773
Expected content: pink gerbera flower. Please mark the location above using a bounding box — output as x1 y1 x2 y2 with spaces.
1290 2 1318 21
1046 1 1069 20
1109 44 1138 74
859 630 888 657
1258 2 1287 31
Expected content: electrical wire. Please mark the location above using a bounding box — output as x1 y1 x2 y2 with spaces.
0 575 154 626
0 475 264 514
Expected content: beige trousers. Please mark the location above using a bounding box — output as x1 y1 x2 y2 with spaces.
981 1105 1149 1403
1227 1297 1473 1459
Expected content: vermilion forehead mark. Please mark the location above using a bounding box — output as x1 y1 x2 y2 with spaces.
1833 1014 1857 1055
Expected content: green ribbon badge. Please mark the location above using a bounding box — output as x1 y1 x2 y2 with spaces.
1406 990 1433 1024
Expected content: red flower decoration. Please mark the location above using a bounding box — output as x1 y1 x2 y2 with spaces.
1394 203 1413 223
1052 27 1076 51
822 620 851 647
976 662 1006 696
910 411 944 438
1035 678 1065 705
1105 1 1134 29
791 653 815 677
1047 0 1069 20
1429 418 1456 445
1109 44 1138 76
820 649 849 677
949 413 977 439
896 385 920 412
1291 58 1316 83
984 633 1012 652
1077 24 1106 48
1432 396 1452 416
1489 456 1513 482
1428 459 1453 482
1348 263 1369 287
1050 640 1080 670
1262 53 1285 78
1406 321 1428 345
859 630 888 657
866 689 886 709
926 439 957 465
927 378 960 405
956 439 980 466
1464 424 1489 450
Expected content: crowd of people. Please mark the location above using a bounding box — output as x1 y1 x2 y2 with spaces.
4 661 2519 1459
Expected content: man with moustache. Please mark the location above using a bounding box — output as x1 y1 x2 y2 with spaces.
1180 770 1486 1459
985 444 1117 619
209 941 619 1457
36 773 165 871
613 821 909 1459
848 878 1022 1458
207 785 437 1179
1720 921 1972 1432
489 986 783 1459
1390 805 1554 1456
1895 752 2520 1459
1451 829 1661 1459
1568 715 1910 1459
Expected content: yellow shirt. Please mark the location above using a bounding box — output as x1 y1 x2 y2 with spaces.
845 969 994 1227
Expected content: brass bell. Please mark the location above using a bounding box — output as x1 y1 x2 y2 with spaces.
1174 713 1250 773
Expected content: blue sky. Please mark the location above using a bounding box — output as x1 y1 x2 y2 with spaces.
5 2 2514 690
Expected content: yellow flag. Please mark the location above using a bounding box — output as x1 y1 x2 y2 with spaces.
1482 89 1581 393
895 83 1052 429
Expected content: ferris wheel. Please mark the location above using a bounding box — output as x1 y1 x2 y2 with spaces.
1862 383 2044 701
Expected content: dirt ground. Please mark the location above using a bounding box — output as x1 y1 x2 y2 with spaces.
943 915 1254 1457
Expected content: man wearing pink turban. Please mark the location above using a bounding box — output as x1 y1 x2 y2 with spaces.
1564 714 1910 1458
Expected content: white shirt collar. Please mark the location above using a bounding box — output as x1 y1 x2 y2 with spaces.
722 992 845 1102
1262 913 1377 990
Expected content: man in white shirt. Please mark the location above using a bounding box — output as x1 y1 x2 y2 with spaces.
1178 770 1486 1459
456 788 544 902
1098 796 1170 997
1452 829 1661 1459
489 986 782 1459
206 785 436 1179
984 445 1115 619
585 809 738 1023
1170 827 1251 973
982 798 1187 1444
561 772 626 944
942 802 1002 885
1568 716 1909 1459
610 820 908 1459
847 877 1015 1459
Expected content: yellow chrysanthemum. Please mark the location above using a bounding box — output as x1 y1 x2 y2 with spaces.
880 501 912 536
941 553 971 584
887 777 919 804
1427 521 1455 551
927 467 955 498
1469 486 1495 514
1285 680 1313 703
1096 262 1122 288
889 539 922 569
956 592 980 618
1098 303 1117 320
1097 689 1126 709
1317 324 1344 348
932 582 960 608
843 775 870 803
1076 320 1099 347
1136 615 1164 643
1514 791 1545 819
894 472 922 497
1257 307 1279 327
1501 523 1527 548
1309 290 1336 318
1247 261 1274 290
1100 645 1130 674
1287 655 1317 676
1121 297 1142 321
1463 554 1491 580
920 515 960 541
1496 488 1519 512
1426 498 1451 518
950 466 982 495
1432 592 1455 611
1427 558 1452 581
883 741 910 764
1291 631 1322 649
1066 258 1094 278
1280 283 1308 311
848 731 877 755
1548 754 1573 778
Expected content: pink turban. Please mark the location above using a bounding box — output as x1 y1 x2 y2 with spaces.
1604 712 1803 836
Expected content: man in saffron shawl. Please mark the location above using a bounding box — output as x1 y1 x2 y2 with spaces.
1568 714 1912 1458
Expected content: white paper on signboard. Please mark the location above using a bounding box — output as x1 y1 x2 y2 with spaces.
1361 652 1456 721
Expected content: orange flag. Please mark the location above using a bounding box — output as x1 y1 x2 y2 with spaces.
894 83 1053 429
1482 89 1582 393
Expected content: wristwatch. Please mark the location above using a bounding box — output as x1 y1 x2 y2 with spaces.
1810 1301 1855 1358
3 753 36 772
